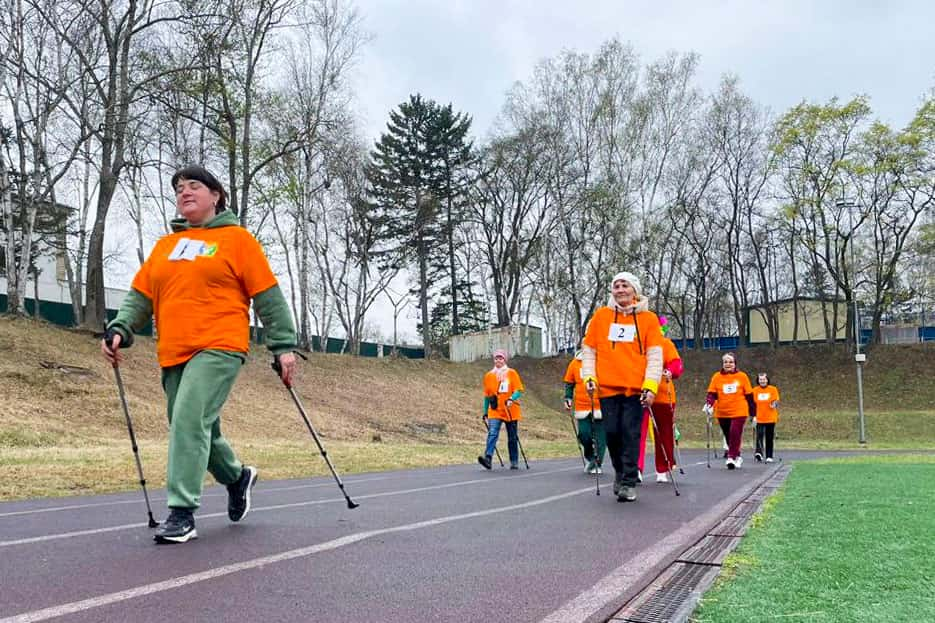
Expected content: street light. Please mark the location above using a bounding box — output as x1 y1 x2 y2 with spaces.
836 198 867 444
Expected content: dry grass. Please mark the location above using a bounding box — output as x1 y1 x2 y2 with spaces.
2 315 933 501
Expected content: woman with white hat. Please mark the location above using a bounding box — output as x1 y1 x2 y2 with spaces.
580 272 664 502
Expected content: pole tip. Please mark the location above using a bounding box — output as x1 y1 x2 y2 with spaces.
347 500 360 509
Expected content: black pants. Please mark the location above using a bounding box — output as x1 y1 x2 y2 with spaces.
598 394 643 487
755 423 776 458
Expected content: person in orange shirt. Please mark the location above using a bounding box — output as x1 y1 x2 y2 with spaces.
703 352 754 469
581 271 664 503
648 316 683 483
753 372 781 463
564 350 605 474
478 349 525 470
101 165 297 544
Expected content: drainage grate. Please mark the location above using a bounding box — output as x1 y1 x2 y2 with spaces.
728 501 759 518
708 515 748 537
677 535 741 565
611 562 721 622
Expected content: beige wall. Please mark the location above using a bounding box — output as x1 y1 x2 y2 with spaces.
749 300 847 343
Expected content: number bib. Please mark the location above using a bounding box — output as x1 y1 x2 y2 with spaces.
498 380 510 394
758 392 770 401
608 323 636 343
722 382 739 395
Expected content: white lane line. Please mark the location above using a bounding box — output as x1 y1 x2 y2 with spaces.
538 465 771 623
0 486 592 623
0 474 403 518
0 465 579 548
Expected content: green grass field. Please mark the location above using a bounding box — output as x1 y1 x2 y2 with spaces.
691 455 935 622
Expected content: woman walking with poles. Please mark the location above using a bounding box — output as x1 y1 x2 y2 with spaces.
703 353 755 469
101 165 297 544
478 349 526 470
581 272 664 503
564 350 606 474
753 372 781 462
649 316 683 483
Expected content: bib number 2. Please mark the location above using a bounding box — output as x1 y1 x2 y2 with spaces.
608 323 636 343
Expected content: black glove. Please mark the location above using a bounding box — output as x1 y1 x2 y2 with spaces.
489 395 498 410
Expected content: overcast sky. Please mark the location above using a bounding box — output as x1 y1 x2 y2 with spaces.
349 0 934 343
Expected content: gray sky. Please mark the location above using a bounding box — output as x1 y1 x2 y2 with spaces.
352 0 935 343
352 0 934 144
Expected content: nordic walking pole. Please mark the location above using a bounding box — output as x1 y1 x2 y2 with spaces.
569 413 587 468
645 399 679 496
273 356 358 509
105 332 159 528
503 403 529 469
587 388 600 497
482 416 505 467
668 386 684 474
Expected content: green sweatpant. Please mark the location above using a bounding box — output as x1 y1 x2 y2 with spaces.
576 416 607 465
161 349 245 509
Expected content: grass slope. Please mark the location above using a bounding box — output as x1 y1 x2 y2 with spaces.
1 315 934 500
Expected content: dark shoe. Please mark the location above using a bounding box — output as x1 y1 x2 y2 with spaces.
617 486 637 502
754 452 763 462
510 464 519 470
154 508 197 544
227 465 258 522
613 473 625 496
478 455 492 470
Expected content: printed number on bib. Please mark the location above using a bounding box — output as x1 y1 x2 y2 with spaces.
758 392 770 401
168 238 205 261
723 382 739 395
498 380 510 394
608 323 636 343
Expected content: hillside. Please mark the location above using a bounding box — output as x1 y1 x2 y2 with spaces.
2 315 934 500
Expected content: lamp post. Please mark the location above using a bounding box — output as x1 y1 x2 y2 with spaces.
837 199 867 444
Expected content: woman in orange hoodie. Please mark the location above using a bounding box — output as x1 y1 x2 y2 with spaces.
478 349 525 470
648 316 683 483
703 352 754 469
581 271 663 503
753 372 781 462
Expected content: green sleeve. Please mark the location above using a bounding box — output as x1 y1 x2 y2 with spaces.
482 396 490 417
510 389 523 402
564 382 575 401
106 288 153 348
252 284 298 355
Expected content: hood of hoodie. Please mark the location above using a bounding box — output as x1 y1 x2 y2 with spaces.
607 294 650 314
170 209 239 233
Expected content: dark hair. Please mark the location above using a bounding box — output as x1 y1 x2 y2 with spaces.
171 165 227 213
757 372 770 384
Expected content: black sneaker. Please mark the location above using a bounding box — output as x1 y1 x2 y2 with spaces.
613 473 625 497
154 508 197 544
510 464 519 470
227 465 258 522
754 452 763 462
477 455 492 470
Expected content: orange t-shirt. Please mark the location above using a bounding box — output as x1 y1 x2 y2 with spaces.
706 371 753 419
657 338 681 405
754 385 781 423
131 225 278 367
582 306 663 398
484 368 524 421
563 358 597 413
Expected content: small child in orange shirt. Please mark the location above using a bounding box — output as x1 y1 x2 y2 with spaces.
753 372 781 463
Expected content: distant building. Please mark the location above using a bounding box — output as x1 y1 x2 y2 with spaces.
449 324 543 362
745 297 848 345
0 194 128 324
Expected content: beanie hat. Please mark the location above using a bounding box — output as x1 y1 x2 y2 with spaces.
610 271 642 298
492 349 509 362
